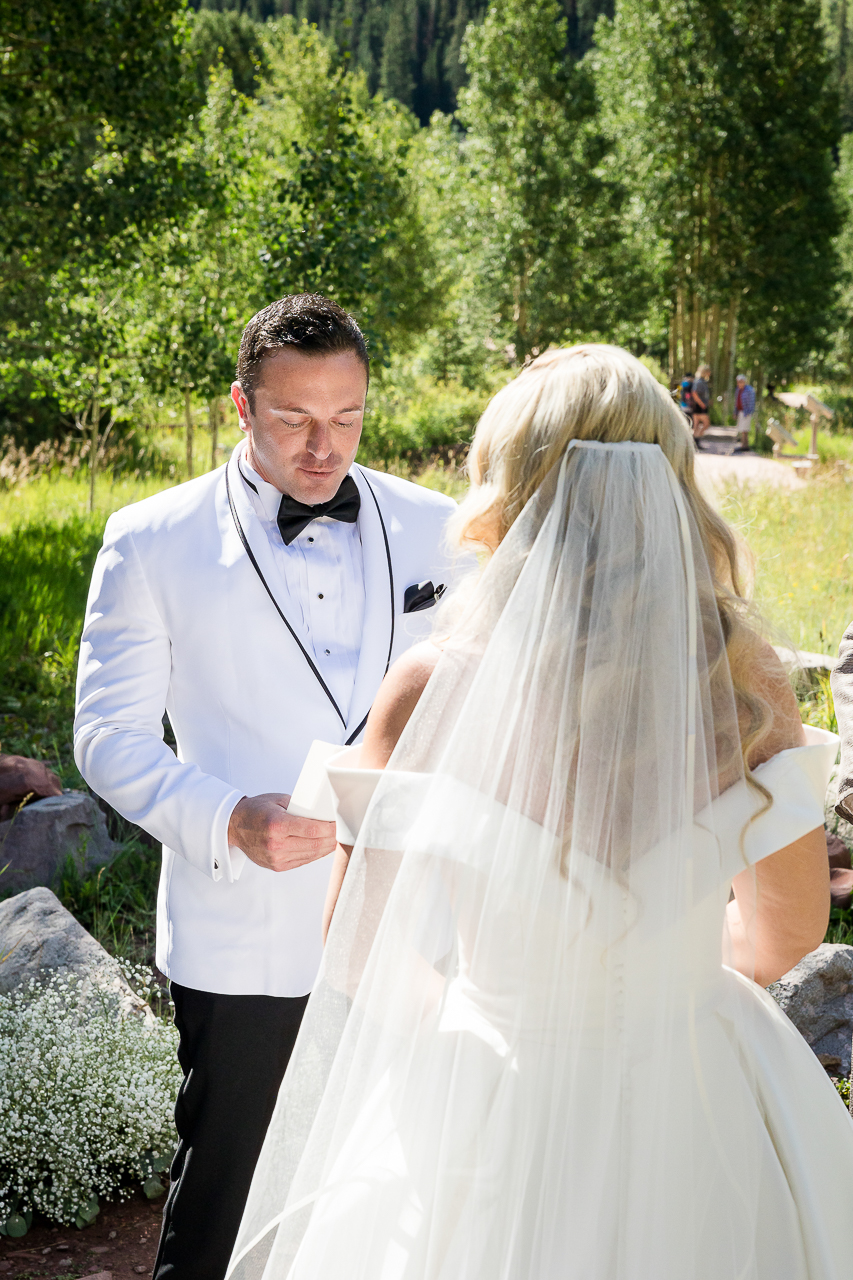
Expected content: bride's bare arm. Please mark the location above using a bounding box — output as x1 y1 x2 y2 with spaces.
727 642 829 986
360 642 443 769
322 642 442 941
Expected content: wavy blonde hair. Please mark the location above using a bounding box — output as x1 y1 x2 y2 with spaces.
448 344 773 784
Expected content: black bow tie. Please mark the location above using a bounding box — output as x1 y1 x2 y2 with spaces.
276 474 361 545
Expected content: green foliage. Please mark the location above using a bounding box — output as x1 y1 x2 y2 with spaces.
455 0 642 360
190 6 270 96
832 133 853 379
825 905 853 946
54 840 161 966
595 0 842 378
206 0 492 121
0 514 105 785
0 0 204 286
362 370 491 466
821 0 853 134
131 68 260 411
250 30 438 362
193 0 618 122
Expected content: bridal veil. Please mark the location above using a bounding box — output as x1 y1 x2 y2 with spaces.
228 440 774 1279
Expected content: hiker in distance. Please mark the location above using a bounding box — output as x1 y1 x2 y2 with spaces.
73 294 464 1280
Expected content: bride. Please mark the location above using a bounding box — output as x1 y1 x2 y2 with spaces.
227 345 853 1279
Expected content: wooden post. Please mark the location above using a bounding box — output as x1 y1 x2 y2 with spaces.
676 287 686 375
668 307 677 382
709 302 721 421
723 297 738 421
754 367 765 446
184 388 194 479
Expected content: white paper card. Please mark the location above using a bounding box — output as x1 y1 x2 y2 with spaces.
287 740 341 821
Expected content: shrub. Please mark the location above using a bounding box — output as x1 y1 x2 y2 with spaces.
360 375 489 469
53 841 160 966
0 967 180 1231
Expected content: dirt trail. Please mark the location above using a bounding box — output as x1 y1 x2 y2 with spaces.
0 1193 162 1279
693 451 806 493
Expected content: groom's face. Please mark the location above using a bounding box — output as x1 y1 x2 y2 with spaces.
231 348 367 504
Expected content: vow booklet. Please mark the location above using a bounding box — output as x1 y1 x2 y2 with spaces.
287 740 341 821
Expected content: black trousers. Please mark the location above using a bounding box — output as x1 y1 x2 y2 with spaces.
153 982 309 1280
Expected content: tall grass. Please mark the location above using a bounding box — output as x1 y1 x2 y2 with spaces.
721 471 853 655
0 514 106 783
52 840 160 965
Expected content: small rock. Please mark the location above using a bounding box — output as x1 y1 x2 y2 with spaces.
134 1269 147 1275
0 887 152 1020
826 830 851 869
89 1245 110 1254
0 791 115 892
0 753 62 819
78 1273 112 1280
831 866 853 910
769 943 853 1076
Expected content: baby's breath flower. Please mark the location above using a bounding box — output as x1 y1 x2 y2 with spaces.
0 967 181 1226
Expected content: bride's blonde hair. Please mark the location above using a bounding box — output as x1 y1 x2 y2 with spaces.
449 343 772 778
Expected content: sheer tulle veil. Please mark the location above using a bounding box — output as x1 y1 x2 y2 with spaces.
227 439 764 1280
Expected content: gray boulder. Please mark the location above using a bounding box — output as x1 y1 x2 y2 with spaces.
0 886 152 1020
769 943 853 1076
0 790 116 892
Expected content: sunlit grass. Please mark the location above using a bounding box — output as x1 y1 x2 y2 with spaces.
0 472 178 533
0 422 245 533
720 471 853 655
790 427 853 466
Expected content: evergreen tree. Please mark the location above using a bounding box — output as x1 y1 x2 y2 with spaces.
821 0 853 134
191 0 616 121
380 0 417 107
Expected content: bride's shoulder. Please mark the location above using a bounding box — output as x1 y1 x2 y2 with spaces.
361 643 443 768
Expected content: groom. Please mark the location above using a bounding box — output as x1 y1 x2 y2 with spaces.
74 294 460 1280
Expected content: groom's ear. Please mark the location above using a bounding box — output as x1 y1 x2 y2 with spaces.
231 382 251 431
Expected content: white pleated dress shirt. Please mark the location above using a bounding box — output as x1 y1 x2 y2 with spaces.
238 451 366 723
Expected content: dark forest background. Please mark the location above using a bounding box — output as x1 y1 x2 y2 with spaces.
191 0 613 121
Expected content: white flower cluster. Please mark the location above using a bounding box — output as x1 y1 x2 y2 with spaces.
0 967 181 1226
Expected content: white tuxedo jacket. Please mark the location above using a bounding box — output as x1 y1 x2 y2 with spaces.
74 448 460 996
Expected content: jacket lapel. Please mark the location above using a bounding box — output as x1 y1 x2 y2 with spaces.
223 444 305 631
222 448 393 740
346 465 395 740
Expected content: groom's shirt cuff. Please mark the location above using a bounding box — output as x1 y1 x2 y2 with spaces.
213 796 248 883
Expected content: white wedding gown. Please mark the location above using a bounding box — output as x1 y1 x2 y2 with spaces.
281 730 853 1280
229 443 853 1280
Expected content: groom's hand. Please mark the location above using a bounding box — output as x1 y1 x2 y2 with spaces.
227 794 336 872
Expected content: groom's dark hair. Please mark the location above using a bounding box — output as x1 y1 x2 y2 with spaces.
236 294 369 411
